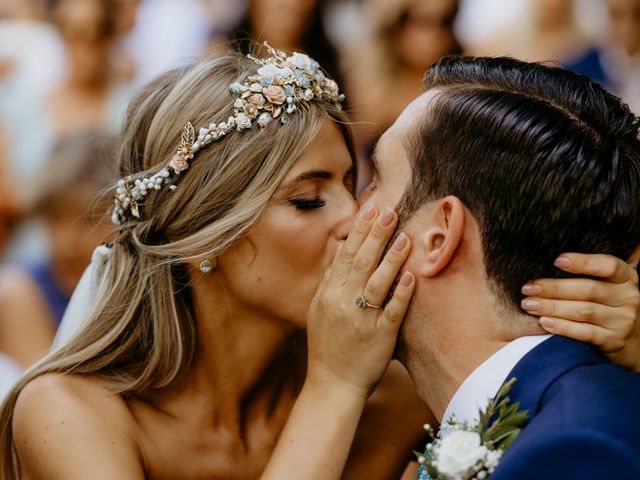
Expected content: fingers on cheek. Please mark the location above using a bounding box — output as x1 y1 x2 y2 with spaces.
395 271 415 304
382 274 414 326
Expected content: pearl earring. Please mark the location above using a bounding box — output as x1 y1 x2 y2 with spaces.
199 259 213 273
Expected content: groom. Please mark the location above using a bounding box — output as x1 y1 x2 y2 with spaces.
362 56 640 478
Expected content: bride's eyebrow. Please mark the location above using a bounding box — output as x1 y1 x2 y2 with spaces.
292 170 333 182
279 170 333 193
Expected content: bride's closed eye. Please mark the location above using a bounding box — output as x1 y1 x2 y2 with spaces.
289 197 327 210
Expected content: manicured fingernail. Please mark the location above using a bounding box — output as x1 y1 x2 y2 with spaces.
400 271 413 286
521 299 541 312
361 202 375 221
539 317 555 328
393 233 408 251
521 284 543 296
554 256 571 269
379 207 395 227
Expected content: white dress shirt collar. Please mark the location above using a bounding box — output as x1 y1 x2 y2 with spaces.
440 335 552 436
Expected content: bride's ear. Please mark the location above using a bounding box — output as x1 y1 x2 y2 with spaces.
417 195 465 278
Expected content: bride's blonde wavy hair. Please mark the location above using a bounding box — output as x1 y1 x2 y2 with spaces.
0 50 354 477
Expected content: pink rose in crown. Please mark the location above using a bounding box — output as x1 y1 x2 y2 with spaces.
263 85 286 105
169 154 189 173
248 93 266 107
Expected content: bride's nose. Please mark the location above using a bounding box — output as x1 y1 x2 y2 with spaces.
335 193 358 241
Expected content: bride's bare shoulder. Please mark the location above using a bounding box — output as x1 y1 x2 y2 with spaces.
13 374 145 479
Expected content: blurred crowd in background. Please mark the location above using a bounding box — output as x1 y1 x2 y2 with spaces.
0 0 638 390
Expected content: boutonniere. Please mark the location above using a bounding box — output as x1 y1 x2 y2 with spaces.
416 378 528 480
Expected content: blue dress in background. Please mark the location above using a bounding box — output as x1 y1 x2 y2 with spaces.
25 262 70 328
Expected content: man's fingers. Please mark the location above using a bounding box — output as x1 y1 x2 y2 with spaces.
361 233 411 307
347 207 397 288
379 271 415 327
331 203 377 283
538 317 623 352
554 253 638 286
522 277 638 307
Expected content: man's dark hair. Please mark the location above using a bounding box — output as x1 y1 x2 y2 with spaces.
399 56 640 309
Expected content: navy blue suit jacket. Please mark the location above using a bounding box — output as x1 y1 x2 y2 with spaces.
491 336 640 479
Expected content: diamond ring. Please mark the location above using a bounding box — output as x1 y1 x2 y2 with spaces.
355 294 382 309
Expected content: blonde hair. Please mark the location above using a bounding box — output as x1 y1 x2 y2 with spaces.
0 50 354 477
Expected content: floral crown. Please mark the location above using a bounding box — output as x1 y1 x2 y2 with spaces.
112 44 345 225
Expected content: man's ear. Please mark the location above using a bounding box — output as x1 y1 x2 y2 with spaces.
418 195 465 278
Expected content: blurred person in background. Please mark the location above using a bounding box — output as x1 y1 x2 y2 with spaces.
109 0 142 85
0 0 65 97
0 0 65 259
474 0 611 86
0 134 114 369
603 0 640 114
225 0 342 83
43 0 132 142
340 0 461 189
0 0 132 264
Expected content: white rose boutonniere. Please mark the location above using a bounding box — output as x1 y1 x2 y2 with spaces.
416 378 527 480
437 431 488 480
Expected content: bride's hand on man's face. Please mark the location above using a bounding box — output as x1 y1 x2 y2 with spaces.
521 252 640 371
306 203 415 399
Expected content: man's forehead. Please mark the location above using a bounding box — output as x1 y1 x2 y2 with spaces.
389 89 440 136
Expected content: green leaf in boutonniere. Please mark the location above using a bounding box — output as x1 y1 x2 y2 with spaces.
416 377 528 480
480 377 529 450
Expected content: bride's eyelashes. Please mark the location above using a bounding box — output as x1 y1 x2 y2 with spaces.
289 197 327 210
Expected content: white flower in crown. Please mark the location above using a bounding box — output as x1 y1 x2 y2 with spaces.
235 113 252 130
436 431 488 480
289 52 313 70
257 112 273 126
257 63 293 81
229 82 244 95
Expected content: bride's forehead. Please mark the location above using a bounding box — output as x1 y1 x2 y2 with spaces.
282 123 351 177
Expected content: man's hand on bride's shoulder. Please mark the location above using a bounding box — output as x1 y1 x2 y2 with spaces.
521 252 640 372
305 203 415 400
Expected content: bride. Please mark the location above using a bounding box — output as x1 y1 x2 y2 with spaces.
1 46 638 479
